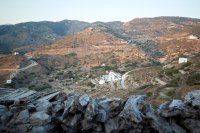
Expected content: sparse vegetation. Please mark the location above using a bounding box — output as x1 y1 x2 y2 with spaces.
165 68 179 77
29 83 51 91
66 52 77 57
166 77 180 87
186 73 200 85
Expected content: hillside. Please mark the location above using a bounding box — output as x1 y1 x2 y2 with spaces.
0 20 90 52
120 17 200 60
1 17 200 61
0 17 200 106
30 26 147 67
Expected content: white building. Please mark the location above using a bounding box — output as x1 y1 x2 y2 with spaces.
98 71 122 84
179 58 188 64
188 35 198 40
6 80 12 84
14 52 19 55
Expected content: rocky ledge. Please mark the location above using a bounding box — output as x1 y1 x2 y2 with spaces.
0 90 200 133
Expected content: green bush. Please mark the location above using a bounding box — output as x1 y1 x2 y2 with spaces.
30 83 51 91
166 77 180 87
111 59 117 64
166 90 176 97
165 68 179 76
57 71 64 76
146 92 152 97
66 52 77 57
181 62 192 69
186 73 200 85
87 82 95 88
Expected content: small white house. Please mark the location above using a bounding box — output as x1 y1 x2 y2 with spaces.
14 52 19 55
99 71 122 84
6 80 12 84
188 35 198 40
178 58 188 64
101 63 106 66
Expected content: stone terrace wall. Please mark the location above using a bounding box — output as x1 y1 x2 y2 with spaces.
0 90 200 133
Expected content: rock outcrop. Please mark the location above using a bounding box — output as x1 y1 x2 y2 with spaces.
0 90 200 133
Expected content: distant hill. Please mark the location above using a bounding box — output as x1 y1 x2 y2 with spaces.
0 20 90 52
0 17 200 62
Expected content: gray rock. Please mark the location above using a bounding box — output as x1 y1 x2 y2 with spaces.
158 100 187 117
51 101 64 113
185 90 200 107
13 124 31 133
0 111 13 125
30 111 51 126
183 119 200 133
61 96 75 119
79 95 90 107
98 97 124 117
54 92 67 102
96 108 108 122
31 124 56 133
169 100 185 109
9 106 26 114
27 103 36 112
105 117 120 133
0 105 8 117
147 114 174 133
158 101 171 114
16 109 30 124
31 126 48 133
119 95 145 123
85 98 98 121
36 100 51 113
64 113 82 127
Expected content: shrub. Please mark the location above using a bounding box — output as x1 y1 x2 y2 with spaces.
146 92 152 97
111 59 117 64
87 82 95 88
166 90 176 97
166 77 180 87
165 68 179 76
181 62 192 69
186 73 200 85
30 83 51 91
66 52 77 57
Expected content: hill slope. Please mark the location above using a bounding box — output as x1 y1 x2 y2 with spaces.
30 26 147 67
0 20 90 52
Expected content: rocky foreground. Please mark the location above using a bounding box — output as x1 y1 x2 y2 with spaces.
0 90 200 133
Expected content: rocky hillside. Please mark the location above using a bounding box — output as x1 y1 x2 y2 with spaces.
0 20 90 52
30 26 147 67
1 17 200 60
121 17 200 60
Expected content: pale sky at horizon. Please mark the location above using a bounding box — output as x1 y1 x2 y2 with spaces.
0 0 200 25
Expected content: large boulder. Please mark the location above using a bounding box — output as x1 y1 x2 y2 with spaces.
185 90 200 107
31 124 56 133
0 105 8 117
79 95 90 107
35 100 51 113
96 97 124 122
158 100 186 117
0 111 13 125
16 109 30 124
183 119 200 133
61 95 75 120
30 111 51 126
85 98 98 121
119 95 145 123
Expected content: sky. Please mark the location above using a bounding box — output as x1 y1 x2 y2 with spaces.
0 0 200 25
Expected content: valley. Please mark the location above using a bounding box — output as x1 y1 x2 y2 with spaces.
0 17 200 107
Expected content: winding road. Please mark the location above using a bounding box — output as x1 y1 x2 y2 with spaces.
1 54 38 81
